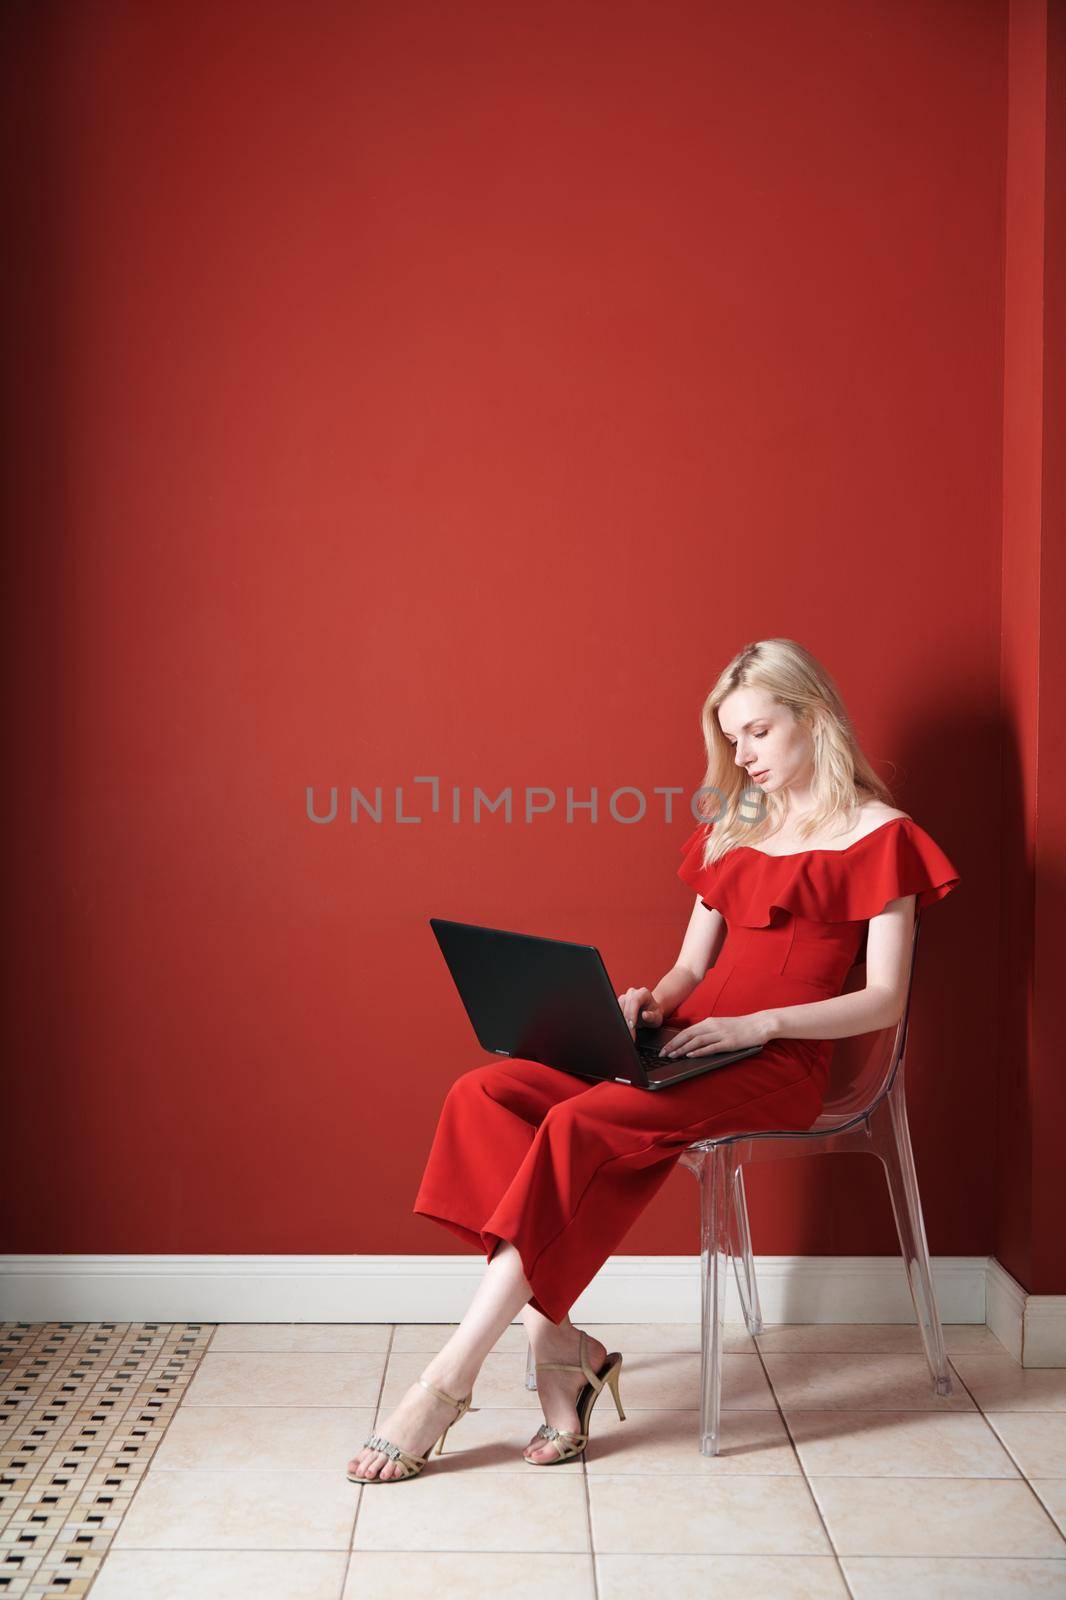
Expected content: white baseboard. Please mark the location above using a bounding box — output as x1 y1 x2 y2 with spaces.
4 1251 1062 1364
1024 1299 1066 1366
986 1253 1028 1362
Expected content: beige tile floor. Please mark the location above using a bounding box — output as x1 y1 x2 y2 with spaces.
2 1321 1065 1598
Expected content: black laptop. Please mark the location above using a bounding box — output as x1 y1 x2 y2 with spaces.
429 918 763 1092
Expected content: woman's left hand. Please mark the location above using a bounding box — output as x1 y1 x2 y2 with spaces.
660 1011 774 1057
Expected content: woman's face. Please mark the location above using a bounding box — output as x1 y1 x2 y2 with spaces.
717 688 813 798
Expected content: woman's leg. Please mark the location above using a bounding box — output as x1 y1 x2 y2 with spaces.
418 1058 615 1463
498 1049 826 1460
412 1057 594 1321
476 1045 825 1328
415 1050 822 1464
373 1048 823 1475
518 1301 613 1463
348 1236 535 1481
353 1058 591 1481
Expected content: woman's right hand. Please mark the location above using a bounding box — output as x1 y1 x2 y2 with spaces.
617 986 663 1034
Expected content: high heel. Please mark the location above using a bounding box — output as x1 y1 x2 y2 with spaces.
525 1329 625 1465
347 1377 479 1483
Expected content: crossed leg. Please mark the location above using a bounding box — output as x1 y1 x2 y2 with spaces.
353 1050 822 1476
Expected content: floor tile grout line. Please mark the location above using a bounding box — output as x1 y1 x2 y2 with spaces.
750 1324 857 1598
344 1321 395 1574
165 1400 1064 1412
579 1433 598 1596
96 1466 1066 1481
28 1466 1066 1481
945 1356 1066 1550
971 1411 1066 1511
1021 1479 1066 1552
57 1543 1066 1557
5 1543 894 1553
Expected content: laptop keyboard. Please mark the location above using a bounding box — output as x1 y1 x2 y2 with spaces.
637 1047 677 1068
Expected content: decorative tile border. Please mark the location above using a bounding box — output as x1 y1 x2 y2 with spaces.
0 1322 213 1598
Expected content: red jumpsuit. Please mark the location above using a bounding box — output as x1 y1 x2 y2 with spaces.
413 815 961 1324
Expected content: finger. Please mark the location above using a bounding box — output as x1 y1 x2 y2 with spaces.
670 1033 714 1057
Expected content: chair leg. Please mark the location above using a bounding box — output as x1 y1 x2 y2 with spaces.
524 1338 537 1390
696 1143 732 1456
729 1164 764 1335
871 1074 953 1397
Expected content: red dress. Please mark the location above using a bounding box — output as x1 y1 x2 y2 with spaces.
413 815 961 1325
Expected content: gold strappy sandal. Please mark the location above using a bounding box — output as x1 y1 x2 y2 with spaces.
525 1329 625 1465
347 1377 478 1484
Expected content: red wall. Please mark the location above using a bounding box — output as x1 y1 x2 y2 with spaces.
998 0 1066 1298
1032 0 1066 1297
3 2 1030 1277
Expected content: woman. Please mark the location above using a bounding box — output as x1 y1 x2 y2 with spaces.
347 637 961 1482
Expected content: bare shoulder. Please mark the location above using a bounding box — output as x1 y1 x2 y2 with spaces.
769 799 913 853
853 800 911 838
858 800 910 823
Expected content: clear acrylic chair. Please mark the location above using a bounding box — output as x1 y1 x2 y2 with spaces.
523 911 953 1456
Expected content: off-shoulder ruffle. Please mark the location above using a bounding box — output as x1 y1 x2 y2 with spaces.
677 816 961 928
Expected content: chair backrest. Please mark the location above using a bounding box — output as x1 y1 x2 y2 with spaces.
819 911 923 1119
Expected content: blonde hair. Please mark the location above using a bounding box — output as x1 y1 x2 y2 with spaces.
692 638 896 865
